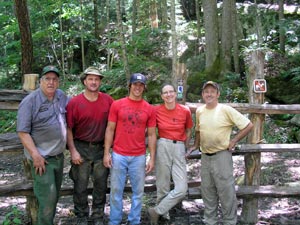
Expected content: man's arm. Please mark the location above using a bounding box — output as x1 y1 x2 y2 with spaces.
185 128 192 150
67 127 83 165
145 127 156 174
18 131 47 176
103 121 116 168
186 131 200 157
228 122 254 152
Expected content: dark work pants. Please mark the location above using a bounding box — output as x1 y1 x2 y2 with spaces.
69 140 109 218
30 153 64 225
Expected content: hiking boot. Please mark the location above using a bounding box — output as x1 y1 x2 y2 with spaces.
147 207 159 225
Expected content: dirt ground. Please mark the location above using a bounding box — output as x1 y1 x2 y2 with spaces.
1 151 300 225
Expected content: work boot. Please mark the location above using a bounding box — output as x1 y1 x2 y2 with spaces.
147 207 159 225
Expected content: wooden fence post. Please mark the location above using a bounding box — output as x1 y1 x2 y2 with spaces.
23 159 38 224
22 73 39 224
22 74 38 91
241 50 265 223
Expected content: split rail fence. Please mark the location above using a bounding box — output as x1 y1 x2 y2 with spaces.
1 90 300 224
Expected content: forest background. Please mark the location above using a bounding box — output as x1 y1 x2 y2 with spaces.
1 0 300 143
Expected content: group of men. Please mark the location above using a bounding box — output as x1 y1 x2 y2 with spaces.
17 65 253 225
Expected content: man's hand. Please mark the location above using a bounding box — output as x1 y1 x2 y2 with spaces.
70 150 83 165
145 158 155 174
103 153 112 168
32 153 48 176
185 146 197 159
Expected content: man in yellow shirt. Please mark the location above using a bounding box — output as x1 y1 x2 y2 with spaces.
187 81 253 225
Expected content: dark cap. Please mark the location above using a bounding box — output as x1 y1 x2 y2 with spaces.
80 67 104 84
129 73 146 84
202 81 220 91
41 65 60 77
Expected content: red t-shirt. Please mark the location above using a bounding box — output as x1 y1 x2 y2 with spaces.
66 92 114 142
108 97 156 156
155 103 193 141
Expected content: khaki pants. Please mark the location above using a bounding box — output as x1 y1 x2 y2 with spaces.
154 138 188 216
201 150 237 225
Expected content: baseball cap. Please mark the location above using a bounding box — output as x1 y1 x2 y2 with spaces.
41 65 60 77
202 81 220 91
129 73 146 84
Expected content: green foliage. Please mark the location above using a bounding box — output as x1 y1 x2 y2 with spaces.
0 111 17 134
2 205 25 225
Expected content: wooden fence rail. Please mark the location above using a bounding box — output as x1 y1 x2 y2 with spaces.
2 90 300 224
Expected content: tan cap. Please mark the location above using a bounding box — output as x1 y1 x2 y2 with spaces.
202 81 220 91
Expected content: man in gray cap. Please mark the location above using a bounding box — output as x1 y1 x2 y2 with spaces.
17 65 68 225
66 66 114 225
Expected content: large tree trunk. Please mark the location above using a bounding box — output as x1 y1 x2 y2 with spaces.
202 0 219 70
14 0 33 75
231 0 240 74
221 0 233 73
160 0 168 26
116 0 130 79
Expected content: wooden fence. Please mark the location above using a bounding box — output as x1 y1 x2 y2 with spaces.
1 91 300 223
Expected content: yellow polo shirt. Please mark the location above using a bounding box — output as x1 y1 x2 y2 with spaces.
195 104 250 154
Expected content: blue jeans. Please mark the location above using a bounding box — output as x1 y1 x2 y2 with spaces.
109 152 146 225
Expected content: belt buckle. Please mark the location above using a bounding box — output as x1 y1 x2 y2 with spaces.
172 140 177 144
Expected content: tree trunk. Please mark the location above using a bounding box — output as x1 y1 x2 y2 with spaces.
106 0 112 69
150 0 158 29
59 4 65 79
93 0 100 39
171 0 177 86
116 0 130 79
160 0 168 26
231 0 240 74
278 0 285 53
132 0 138 36
202 0 219 70
14 0 33 75
195 0 202 42
80 0 85 70
221 0 233 73
241 50 265 224
254 0 263 47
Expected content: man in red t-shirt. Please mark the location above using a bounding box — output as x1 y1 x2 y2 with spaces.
104 73 156 225
148 84 193 225
66 67 113 225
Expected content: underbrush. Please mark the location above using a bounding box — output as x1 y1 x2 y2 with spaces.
0 111 17 134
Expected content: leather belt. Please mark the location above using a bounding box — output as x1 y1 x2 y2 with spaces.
44 152 64 159
159 138 184 144
75 139 103 147
204 152 216 156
